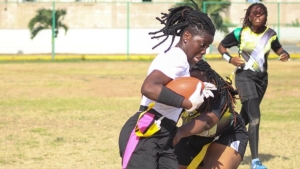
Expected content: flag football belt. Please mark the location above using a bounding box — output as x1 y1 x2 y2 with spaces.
187 143 211 169
226 68 236 84
135 102 176 137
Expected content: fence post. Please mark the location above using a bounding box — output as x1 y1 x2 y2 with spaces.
52 2 56 60
126 2 130 60
202 2 209 60
277 2 280 40
202 2 207 13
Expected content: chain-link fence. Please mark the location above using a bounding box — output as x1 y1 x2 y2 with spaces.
0 1 299 59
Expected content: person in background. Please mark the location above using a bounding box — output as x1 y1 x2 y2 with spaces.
217 3 290 169
118 1 216 168
174 59 248 169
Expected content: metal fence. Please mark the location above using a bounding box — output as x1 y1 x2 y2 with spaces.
0 1 299 60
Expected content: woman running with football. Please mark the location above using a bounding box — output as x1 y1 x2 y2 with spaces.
118 1 216 168
217 3 290 169
174 59 248 169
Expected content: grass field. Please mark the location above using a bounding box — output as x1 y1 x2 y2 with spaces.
0 59 299 169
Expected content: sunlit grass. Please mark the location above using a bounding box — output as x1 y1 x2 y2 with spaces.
0 60 299 169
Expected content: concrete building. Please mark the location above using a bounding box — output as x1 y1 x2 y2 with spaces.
0 0 299 55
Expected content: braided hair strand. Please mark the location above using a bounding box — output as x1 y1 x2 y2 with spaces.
149 0 215 53
190 60 238 123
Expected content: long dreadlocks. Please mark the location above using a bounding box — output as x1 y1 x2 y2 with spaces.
149 0 215 53
190 60 238 121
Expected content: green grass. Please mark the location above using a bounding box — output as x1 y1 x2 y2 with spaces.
0 60 299 169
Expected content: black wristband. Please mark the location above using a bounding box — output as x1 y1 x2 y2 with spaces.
157 86 185 108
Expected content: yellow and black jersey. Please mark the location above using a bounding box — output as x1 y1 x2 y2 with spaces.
221 26 282 72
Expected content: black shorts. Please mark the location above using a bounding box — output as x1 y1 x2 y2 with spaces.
235 69 268 102
174 113 248 167
119 109 178 169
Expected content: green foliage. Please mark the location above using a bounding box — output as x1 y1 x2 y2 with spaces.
285 18 300 27
180 0 231 34
289 18 300 27
28 8 68 39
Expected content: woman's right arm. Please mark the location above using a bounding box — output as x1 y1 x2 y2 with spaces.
141 70 193 110
218 44 245 67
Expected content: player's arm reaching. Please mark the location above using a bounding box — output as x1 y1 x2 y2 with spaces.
173 70 220 144
174 110 219 144
173 60 237 145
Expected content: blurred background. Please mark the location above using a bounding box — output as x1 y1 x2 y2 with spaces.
0 0 299 60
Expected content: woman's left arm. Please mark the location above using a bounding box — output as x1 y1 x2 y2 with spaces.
276 48 290 62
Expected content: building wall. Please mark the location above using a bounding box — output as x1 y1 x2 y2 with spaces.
0 27 299 55
0 1 299 54
1 1 300 29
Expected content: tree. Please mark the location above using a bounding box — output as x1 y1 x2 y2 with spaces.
181 0 231 34
28 8 68 39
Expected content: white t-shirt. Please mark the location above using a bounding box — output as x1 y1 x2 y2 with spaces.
140 47 190 122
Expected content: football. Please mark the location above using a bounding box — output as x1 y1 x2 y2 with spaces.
166 77 204 99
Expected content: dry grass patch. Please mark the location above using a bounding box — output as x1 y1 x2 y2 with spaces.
0 60 299 169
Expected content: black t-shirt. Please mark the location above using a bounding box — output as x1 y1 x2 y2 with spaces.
208 90 226 119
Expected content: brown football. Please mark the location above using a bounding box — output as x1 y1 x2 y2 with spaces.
166 77 204 99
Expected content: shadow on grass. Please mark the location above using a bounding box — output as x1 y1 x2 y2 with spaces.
241 153 289 165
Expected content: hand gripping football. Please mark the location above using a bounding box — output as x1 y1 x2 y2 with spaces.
166 77 204 99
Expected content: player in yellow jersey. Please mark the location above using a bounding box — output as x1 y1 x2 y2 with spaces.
218 3 290 169
174 59 248 169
